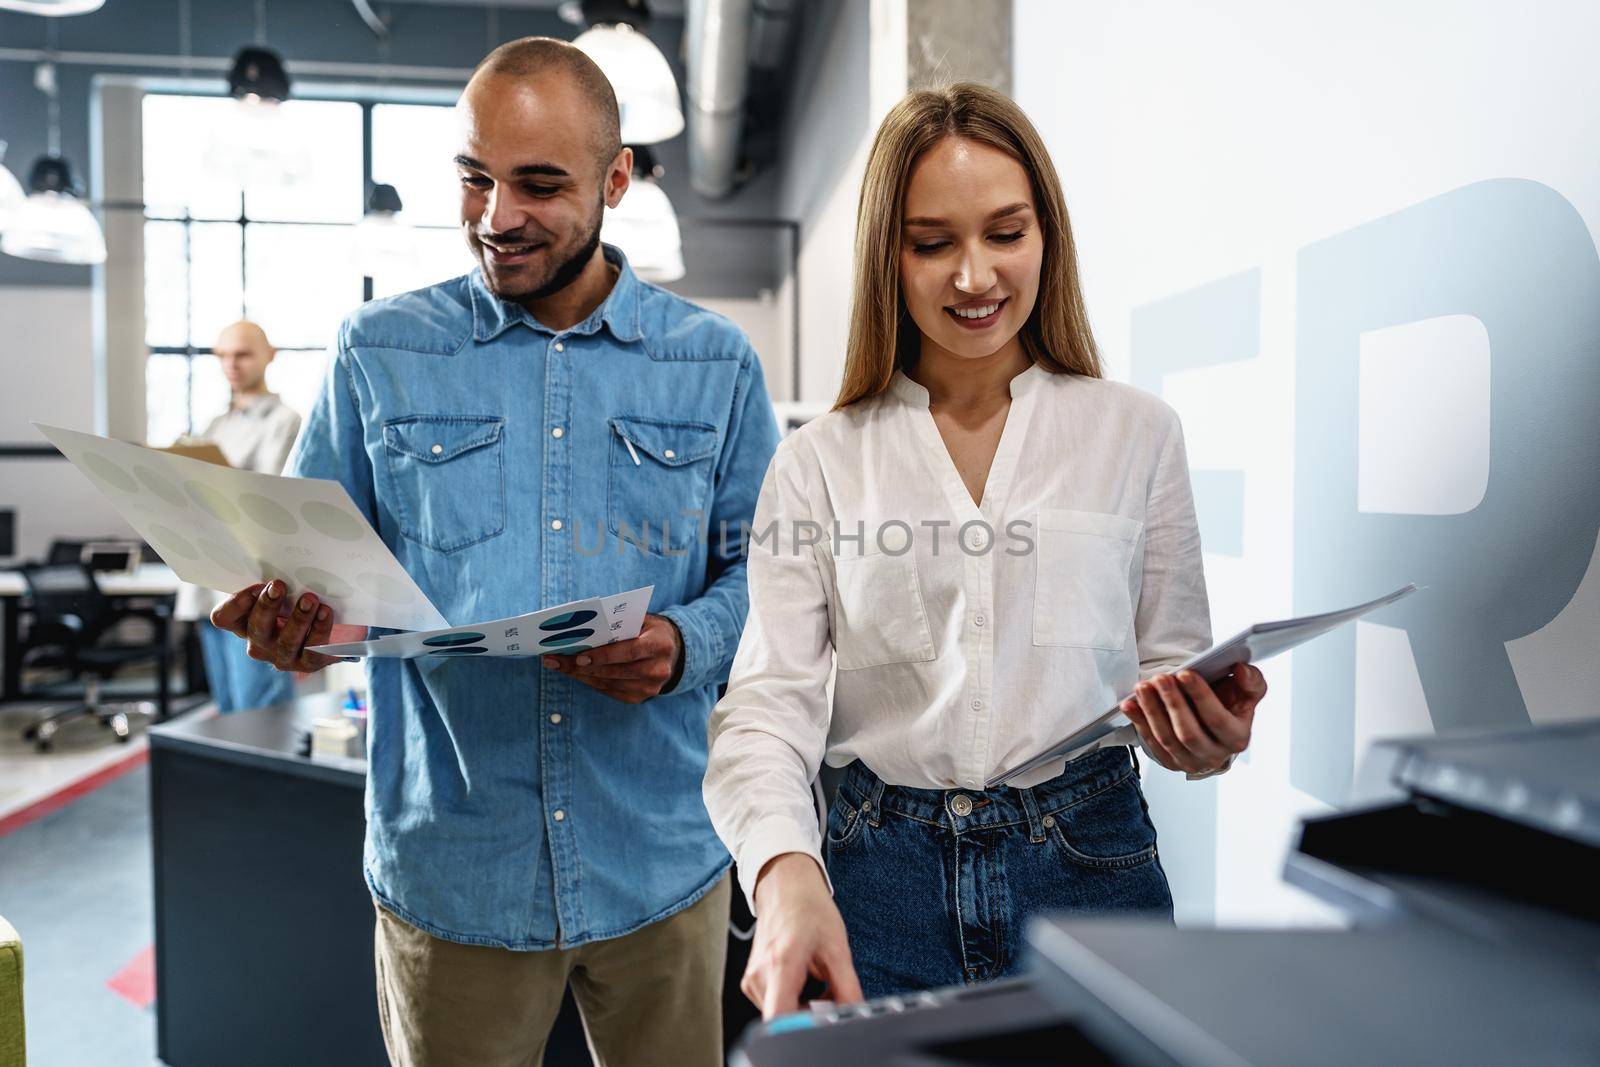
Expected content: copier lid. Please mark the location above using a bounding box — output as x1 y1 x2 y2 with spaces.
1369 719 1600 849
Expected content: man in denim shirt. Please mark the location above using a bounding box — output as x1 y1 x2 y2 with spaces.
210 38 779 1067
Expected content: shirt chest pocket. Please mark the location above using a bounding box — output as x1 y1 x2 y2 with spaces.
607 416 721 556
830 549 937 671
381 415 506 554
1033 508 1143 651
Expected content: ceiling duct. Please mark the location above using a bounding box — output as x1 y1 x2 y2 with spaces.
686 0 797 200
684 0 750 200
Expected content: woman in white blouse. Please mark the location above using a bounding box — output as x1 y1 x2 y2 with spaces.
704 84 1268 1015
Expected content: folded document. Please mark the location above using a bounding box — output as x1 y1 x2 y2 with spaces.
986 583 1420 787
310 587 653 660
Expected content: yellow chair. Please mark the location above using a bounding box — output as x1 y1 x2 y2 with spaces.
0 913 21 1067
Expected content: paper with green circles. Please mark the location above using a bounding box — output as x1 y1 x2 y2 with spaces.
308 585 653 660
36 422 449 631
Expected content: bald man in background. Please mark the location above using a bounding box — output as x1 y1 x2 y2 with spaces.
207 37 779 1066
198 321 302 474
175 320 302 712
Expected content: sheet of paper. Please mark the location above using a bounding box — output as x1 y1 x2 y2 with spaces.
37 423 449 632
986 583 1420 787
310 586 654 660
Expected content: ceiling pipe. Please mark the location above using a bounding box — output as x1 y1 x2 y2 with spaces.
351 0 391 40
684 0 751 200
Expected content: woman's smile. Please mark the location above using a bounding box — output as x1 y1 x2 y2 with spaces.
944 297 1009 329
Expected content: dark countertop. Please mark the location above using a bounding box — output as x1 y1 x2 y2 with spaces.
149 691 367 787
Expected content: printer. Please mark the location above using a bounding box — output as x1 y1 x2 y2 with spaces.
733 720 1600 1066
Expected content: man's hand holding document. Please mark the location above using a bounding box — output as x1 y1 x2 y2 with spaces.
39 424 654 670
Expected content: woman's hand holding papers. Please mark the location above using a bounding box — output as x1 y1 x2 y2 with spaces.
1119 664 1267 775
210 580 359 675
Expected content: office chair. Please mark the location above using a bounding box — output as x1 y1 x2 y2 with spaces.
18 562 171 752
45 539 88 565
45 538 143 570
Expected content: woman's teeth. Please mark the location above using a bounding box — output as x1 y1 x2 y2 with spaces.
951 302 1001 319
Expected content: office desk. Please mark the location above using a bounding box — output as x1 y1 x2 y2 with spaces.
0 563 181 704
149 697 603 1067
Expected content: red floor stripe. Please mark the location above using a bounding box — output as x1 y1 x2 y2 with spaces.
0 745 149 837
107 944 157 1009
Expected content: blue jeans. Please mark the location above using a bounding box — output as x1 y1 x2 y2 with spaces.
825 745 1173 998
197 620 295 713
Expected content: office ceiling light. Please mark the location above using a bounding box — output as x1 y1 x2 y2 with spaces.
0 0 107 13
227 45 291 105
602 149 683 283
0 143 25 231
2 63 106 265
208 4 307 187
572 1 683 145
353 182 415 277
1 155 106 264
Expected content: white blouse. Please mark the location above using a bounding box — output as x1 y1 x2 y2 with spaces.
703 364 1214 909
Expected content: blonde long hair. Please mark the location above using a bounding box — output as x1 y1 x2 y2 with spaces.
836 82 1102 408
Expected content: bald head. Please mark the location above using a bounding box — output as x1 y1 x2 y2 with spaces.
213 320 275 396
217 320 271 351
468 36 622 172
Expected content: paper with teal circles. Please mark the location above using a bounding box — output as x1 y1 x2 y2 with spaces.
35 422 449 632
309 585 653 661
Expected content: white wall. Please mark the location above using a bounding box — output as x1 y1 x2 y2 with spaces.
0 286 135 563
1016 0 1600 925
779 0 909 405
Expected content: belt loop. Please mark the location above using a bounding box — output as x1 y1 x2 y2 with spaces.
1017 785 1046 843
865 773 887 827
1128 743 1141 777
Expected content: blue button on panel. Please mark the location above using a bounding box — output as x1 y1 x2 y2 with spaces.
765 1013 818 1035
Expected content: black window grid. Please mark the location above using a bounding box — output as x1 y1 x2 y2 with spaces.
143 94 456 437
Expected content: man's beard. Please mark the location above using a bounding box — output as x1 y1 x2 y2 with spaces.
480 203 604 304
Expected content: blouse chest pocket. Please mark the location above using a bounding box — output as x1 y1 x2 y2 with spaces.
381 415 506 554
830 548 937 670
1033 508 1143 651
607 416 721 556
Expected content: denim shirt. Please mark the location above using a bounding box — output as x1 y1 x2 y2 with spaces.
288 246 780 949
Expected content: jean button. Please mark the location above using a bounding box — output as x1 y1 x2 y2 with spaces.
950 794 973 817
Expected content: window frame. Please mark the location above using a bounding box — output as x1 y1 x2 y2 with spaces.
129 83 463 442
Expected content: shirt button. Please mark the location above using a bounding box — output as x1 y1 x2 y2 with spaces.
971 699 983 711
663 449 675 459
430 444 443 455
553 809 566 821
551 427 564 439
553 342 565 352
549 713 561 724
969 532 984 548
950 794 973 817
550 519 563 531
973 614 986 627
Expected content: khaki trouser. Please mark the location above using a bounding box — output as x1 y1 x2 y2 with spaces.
373 875 730 1067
